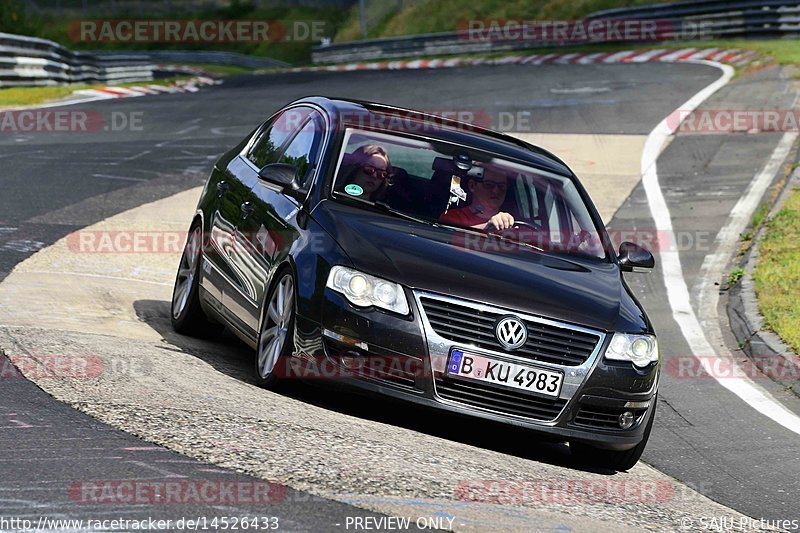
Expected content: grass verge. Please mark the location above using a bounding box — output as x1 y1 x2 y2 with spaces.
309 38 796 76
0 76 191 108
0 85 92 107
160 63 255 77
754 187 800 353
334 0 672 42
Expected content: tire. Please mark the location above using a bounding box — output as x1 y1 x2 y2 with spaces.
254 270 295 389
170 222 222 337
570 396 657 471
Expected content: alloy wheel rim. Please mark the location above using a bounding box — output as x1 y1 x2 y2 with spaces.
172 226 202 319
257 274 294 379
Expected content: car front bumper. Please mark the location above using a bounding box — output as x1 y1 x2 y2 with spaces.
290 289 659 451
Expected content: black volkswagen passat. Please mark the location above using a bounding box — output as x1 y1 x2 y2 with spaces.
171 96 660 470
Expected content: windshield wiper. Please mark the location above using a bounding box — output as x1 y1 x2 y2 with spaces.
433 215 546 253
371 200 439 227
485 230 545 253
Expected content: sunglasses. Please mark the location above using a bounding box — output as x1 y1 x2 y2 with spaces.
361 164 391 180
480 181 507 192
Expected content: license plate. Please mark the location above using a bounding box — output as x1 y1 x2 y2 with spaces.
446 349 563 397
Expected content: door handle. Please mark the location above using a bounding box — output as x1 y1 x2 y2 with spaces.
216 181 230 197
240 201 255 219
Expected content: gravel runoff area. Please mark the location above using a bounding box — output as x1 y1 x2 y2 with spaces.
0 188 783 532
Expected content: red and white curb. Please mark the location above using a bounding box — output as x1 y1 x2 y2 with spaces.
72 76 219 100
295 48 758 73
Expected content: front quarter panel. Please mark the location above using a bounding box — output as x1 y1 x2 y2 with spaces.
291 216 353 324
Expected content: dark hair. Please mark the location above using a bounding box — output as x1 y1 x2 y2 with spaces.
342 144 393 200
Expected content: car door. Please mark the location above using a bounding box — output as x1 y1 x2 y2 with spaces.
223 106 319 335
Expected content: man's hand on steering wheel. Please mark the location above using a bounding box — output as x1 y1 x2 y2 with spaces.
485 212 515 231
510 220 539 231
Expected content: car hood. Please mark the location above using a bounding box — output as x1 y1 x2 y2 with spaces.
312 200 648 333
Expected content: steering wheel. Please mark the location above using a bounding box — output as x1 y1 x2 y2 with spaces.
511 220 540 230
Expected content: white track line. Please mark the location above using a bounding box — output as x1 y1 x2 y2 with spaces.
642 61 800 435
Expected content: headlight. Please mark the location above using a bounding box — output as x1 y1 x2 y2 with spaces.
326 266 410 315
604 333 658 368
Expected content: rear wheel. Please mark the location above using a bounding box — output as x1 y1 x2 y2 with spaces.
570 397 657 471
171 223 222 337
254 271 295 389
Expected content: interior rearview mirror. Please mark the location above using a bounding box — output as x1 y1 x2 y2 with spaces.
618 241 655 272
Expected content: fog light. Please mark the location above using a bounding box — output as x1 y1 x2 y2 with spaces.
618 411 635 429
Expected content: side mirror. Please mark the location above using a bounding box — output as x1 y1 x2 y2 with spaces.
618 241 655 272
257 163 304 201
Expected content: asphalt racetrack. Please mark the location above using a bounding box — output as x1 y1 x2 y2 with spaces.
1 61 799 531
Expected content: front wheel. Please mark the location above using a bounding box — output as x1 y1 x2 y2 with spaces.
254 271 295 389
570 397 657 471
171 223 222 337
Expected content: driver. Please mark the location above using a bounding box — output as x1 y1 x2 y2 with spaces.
439 168 515 231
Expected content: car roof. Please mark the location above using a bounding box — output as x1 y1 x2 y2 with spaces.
294 96 573 177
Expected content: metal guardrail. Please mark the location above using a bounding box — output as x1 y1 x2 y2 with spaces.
90 50 288 69
312 0 800 64
0 32 154 88
588 0 800 38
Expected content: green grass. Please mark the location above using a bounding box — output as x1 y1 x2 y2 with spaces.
334 0 672 42
0 76 190 107
145 75 194 86
754 188 800 353
752 202 771 229
164 63 254 76
727 267 745 286
3 0 799 67
2 1 348 65
310 36 797 71
704 38 800 66
0 85 91 107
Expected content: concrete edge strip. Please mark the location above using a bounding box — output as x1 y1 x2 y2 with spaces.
0 76 220 112
642 59 800 435
289 48 757 74
729 165 800 390
68 75 217 102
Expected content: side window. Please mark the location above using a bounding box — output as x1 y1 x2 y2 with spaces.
277 112 324 188
248 107 312 169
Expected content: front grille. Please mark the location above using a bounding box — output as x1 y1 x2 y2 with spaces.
419 296 601 366
573 405 646 430
435 375 567 421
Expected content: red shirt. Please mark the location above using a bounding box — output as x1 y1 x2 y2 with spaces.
439 207 486 227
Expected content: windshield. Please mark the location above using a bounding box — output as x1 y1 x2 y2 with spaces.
330 128 608 260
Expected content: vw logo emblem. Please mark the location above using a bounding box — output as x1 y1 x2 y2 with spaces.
495 316 527 350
